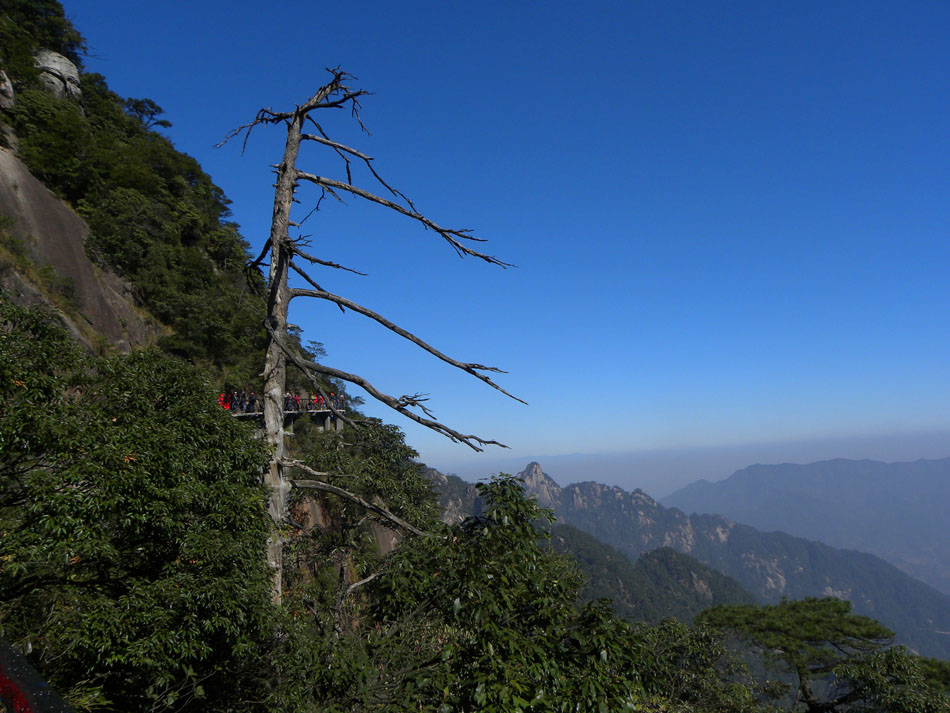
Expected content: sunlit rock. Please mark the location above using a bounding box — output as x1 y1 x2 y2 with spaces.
34 49 81 101
0 70 14 110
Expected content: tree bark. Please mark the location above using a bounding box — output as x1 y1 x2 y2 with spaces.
262 109 304 604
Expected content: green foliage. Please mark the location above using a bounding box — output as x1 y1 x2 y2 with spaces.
355 475 645 711
835 647 949 713
633 619 768 713
5 7 943 713
549 526 757 624
699 598 892 678
123 97 172 129
3 20 267 377
698 598 949 712
0 0 86 83
0 297 275 712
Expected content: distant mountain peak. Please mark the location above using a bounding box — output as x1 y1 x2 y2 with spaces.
518 462 562 509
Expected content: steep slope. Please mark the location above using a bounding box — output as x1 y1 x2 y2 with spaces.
518 462 950 659
0 147 158 350
662 457 950 594
0 25 266 376
549 525 757 623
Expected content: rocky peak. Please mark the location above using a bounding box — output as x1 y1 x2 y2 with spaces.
518 462 562 509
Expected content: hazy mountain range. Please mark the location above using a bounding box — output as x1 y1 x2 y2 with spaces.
662 457 950 595
425 468 757 625
433 462 950 659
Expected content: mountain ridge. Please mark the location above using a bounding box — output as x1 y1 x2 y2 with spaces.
662 456 950 594
514 461 950 659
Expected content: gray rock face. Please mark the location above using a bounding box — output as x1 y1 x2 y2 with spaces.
0 147 159 350
34 49 81 101
519 462 562 509
0 70 14 110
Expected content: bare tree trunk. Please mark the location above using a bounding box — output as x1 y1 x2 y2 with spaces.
220 69 520 606
262 112 304 604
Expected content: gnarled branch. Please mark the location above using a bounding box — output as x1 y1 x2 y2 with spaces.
264 321 507 451
288 285 525 405
286 469 429 538
216 67 367 154
295 171 512 267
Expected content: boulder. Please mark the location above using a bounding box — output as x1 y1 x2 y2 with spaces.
33 49 81 101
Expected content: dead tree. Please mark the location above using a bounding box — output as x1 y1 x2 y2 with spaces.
221 69 523 604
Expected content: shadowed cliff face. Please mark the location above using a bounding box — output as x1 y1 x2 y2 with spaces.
515 463 950 660
0 148 159 350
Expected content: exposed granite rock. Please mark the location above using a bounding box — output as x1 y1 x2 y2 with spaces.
33 49 81 101
519 462 562 509
0 147 160 351
0 70 14 110
423 467 480 525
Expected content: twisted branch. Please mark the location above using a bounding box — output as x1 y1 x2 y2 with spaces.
295 171 512 267
216 67 368 154
265 321 507 451
288 285 525 404
285 461 429 538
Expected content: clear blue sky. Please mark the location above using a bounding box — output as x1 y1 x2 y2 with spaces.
67 1 950 492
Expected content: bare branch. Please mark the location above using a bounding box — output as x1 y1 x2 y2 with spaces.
264 318 356 427
288 286 526 405
216 68 366 156
279 459 337 479
301 132 373 161
287 261 344 315
215 108 289 154
248 238 272 272
295 193 326 228
289 245 367 276
307 119 424 213
287 473 429 538
265 321 507 451
344 571 381 598
300 127 419 212
295 171 513 267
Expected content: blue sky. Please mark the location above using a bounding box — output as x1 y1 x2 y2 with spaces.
68 1 950 493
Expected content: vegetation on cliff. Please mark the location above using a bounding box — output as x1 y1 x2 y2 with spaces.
1 1 266 381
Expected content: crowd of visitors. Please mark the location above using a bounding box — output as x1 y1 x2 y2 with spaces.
217 391 346 414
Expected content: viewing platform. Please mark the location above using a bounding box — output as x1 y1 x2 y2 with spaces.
231 407 345 432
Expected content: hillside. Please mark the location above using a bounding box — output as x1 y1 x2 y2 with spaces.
663 457 950 595
425 468 757 624
0 15 267 382
517 462 950 659
3 4 948 711
549 526 757 623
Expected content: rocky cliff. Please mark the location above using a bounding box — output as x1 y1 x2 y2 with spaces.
0 146 159 351
517 462 950 659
